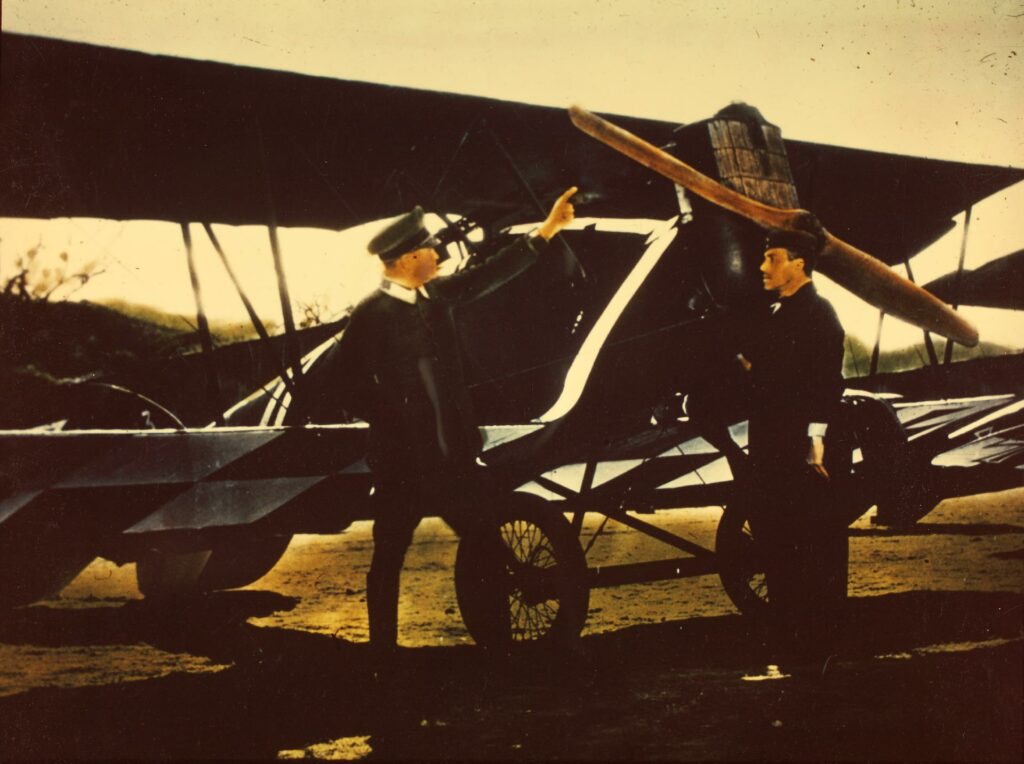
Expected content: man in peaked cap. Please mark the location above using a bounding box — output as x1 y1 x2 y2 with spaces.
739 223 847 668
302 187 577 655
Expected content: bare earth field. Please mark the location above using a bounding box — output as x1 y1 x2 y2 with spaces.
1 488 1021 760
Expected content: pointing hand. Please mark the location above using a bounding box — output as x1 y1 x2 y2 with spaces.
537 186 578 241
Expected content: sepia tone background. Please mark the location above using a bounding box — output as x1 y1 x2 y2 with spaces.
1 1 1021 759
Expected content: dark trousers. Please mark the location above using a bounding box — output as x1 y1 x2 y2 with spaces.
367 465 499 650
748 467 848 660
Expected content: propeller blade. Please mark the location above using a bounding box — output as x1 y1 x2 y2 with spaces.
569 105 979 347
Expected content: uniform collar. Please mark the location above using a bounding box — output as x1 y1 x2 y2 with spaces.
771 280 816 313
378 278 425 305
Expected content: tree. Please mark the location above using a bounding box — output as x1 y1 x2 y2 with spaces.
297 295 351 329
2 244 104 302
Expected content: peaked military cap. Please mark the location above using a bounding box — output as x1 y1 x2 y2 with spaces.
367 206 440 262
764 227 823 263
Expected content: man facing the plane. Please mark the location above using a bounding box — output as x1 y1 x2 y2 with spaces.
741 225 846 665
300 187 577 655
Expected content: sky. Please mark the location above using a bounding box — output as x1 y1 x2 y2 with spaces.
2 0 1022 350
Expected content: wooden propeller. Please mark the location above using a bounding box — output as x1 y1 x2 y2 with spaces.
569 105 979 347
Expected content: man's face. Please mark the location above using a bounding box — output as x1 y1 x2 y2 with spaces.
760 247 804 293
400 247 440 286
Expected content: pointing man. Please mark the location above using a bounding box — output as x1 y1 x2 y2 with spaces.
299 187 578 653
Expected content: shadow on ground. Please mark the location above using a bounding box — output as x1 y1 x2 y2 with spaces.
848 522 1024 537
1 589 1021 760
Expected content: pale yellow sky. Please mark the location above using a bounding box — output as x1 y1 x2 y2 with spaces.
2 0 1022 349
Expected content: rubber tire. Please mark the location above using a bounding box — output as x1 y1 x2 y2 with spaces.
455 494 589 651
136 549 213 599
715 396 898 617
0 382 181 608
196 534 293 591
840 396 935 526
135 535 293 598
715 505 769 619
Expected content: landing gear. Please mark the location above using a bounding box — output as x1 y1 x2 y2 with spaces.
0 547 95 609
135 535 293 598
1 382 182 609
455 494 589 650
840 395 936 527
715 506 769 618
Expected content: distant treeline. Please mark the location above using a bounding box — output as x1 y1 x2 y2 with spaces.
841 333 1014 378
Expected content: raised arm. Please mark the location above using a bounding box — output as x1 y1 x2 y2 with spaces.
429 186 578 303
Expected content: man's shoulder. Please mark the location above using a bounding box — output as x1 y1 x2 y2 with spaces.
353 289 385 310
794 282 834 313
805 284 844 335
344 290 398 335
352 288 407 317
810 287 839 316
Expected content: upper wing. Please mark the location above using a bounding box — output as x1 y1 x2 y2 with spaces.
3 32 1020 256
0 32 668 231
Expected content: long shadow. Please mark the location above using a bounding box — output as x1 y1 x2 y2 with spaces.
0 589 1021 760
0 590 300 653
848 522 1024 537
991 548 1024 560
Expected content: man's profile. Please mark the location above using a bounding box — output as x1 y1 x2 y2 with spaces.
741 225 847 667
296 188 578 654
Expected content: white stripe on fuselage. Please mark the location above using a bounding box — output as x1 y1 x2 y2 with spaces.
503 217 680 424
244 217 678 439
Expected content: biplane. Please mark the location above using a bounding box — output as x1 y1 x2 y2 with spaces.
1 32 1022 647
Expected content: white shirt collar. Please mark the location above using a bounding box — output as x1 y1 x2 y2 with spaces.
380 279 418 304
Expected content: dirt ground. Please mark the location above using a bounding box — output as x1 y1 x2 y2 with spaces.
1 488 1021 760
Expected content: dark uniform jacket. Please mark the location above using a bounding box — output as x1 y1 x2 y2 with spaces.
294 235 546 484
743 282 845 476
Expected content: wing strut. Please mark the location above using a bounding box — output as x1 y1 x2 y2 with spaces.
399 172 482 259
486 128 587 281
202 223 297 395
943 206 973 365
268 224 303 384
869 310 885 378
901 257 939 366
250 110 304 386
180 223 224 425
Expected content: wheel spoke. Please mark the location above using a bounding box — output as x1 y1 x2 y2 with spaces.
536 544 556 569
511 522 528 562
510 591 526 637
457 500 588 649
538 600 558 623
523 605 538 641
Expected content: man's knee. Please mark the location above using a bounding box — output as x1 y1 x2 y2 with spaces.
370 510 419 573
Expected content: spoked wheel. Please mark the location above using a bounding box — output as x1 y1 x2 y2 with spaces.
715 505 769 619
455 494 589 651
